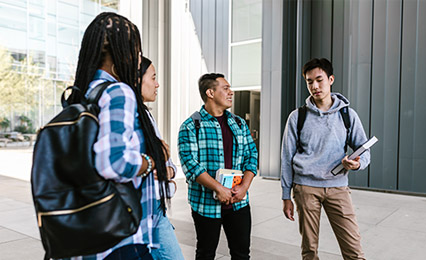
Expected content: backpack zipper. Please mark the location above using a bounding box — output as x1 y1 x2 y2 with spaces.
39 112 98 131
37 193 115 227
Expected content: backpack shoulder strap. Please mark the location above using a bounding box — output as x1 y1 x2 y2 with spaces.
191 111 202 141
339 107 351 152
87 82 114 105
230 112 243 129
296 105 307 153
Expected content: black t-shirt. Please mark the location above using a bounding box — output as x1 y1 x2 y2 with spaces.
215 114 233 169
216 114 234 210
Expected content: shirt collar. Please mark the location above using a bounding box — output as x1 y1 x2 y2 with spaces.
200 105 232 121
93 69 118 82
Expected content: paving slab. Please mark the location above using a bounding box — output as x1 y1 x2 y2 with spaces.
0 149 425 259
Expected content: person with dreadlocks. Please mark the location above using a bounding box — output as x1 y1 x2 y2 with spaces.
139 56 184 260
62 12 170 260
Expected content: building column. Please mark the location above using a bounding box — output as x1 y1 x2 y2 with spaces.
259 0 284 179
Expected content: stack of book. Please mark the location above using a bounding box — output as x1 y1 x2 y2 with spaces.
213 169 245 200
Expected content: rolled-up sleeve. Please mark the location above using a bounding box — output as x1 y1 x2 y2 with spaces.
93 83 142 181
241 120 258 175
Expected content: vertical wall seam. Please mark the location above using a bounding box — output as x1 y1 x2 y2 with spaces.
331 0 334 63
368 0 375 187
396 0 404 190
213 0 218 72
200 0 203 54
309 1 312 59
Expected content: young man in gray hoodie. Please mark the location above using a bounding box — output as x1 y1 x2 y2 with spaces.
281 58 370 260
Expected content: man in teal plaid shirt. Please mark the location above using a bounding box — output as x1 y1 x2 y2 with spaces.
178 73 258 260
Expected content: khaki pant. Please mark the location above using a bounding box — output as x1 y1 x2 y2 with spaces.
293 184 365 260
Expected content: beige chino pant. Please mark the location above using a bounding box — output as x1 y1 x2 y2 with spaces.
293 184 365 260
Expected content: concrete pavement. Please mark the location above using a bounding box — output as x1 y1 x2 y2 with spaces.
0 147 426 259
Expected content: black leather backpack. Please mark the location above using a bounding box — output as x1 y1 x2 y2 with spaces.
31 82 142 259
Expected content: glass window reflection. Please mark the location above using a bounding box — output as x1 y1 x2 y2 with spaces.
231 43 262 87
231 0 262 43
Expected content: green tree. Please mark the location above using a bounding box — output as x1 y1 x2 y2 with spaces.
0 46 40 117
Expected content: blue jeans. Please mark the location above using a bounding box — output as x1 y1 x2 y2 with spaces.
105 244 153 260
150 213 184 260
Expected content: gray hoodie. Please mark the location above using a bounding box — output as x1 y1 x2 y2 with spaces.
281 93 370 200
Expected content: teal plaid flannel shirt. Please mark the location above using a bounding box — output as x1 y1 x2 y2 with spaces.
178 106 258 218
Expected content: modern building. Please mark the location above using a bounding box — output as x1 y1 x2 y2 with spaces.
1 0 425 195
0 0 122 129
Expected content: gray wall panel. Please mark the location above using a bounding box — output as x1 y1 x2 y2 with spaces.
399 0 426 193
331 0 345 94
260 0 283 178
369 0 401 190
201 0 216 71
189 0 229 73
347 0 372 187
311 0 332 59
298 0 312 107
259 0 425 193
215 0 229 76
190 0 203 45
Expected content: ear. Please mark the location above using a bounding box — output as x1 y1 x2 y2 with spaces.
329 75 335 85
206 88 214 99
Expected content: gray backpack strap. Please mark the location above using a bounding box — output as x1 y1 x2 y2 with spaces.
339 107 351 153
230 113 242 129
191 111 202 141
191 111 202 160
191 111 243 141
296 105 307 153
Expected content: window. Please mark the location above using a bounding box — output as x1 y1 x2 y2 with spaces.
0 5 27 31
0 0 128 130
48 15 57 36
58 2 78 26
0 0 26 8
58 25 79 45
47 0 57 15
81 0 98 15
29 15 46 41
231 0 262 43
230 0 262 89
101 0 119 11
231 42 261 87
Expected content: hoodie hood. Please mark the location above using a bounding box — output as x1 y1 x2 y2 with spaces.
305 92 350 115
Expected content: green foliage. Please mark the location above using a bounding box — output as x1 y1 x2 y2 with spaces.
0 117 10 130
14 125 35 134
14 114 35 133
0 46 42 117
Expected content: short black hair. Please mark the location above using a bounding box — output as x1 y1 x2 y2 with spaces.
198 73 225 102
302 58 333 78
140 56 152 78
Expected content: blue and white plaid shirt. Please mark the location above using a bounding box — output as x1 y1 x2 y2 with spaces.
61 70 160 260
178 106 258 218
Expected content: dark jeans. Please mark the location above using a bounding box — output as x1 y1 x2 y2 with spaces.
191 205 251 260
104 244 153 260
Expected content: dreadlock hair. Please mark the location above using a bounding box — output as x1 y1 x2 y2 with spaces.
72 12 169 214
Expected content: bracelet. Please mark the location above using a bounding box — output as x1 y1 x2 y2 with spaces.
141 153 152 177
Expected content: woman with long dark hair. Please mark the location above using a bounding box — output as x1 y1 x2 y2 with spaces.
64 12 169 260
139 56 184 260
